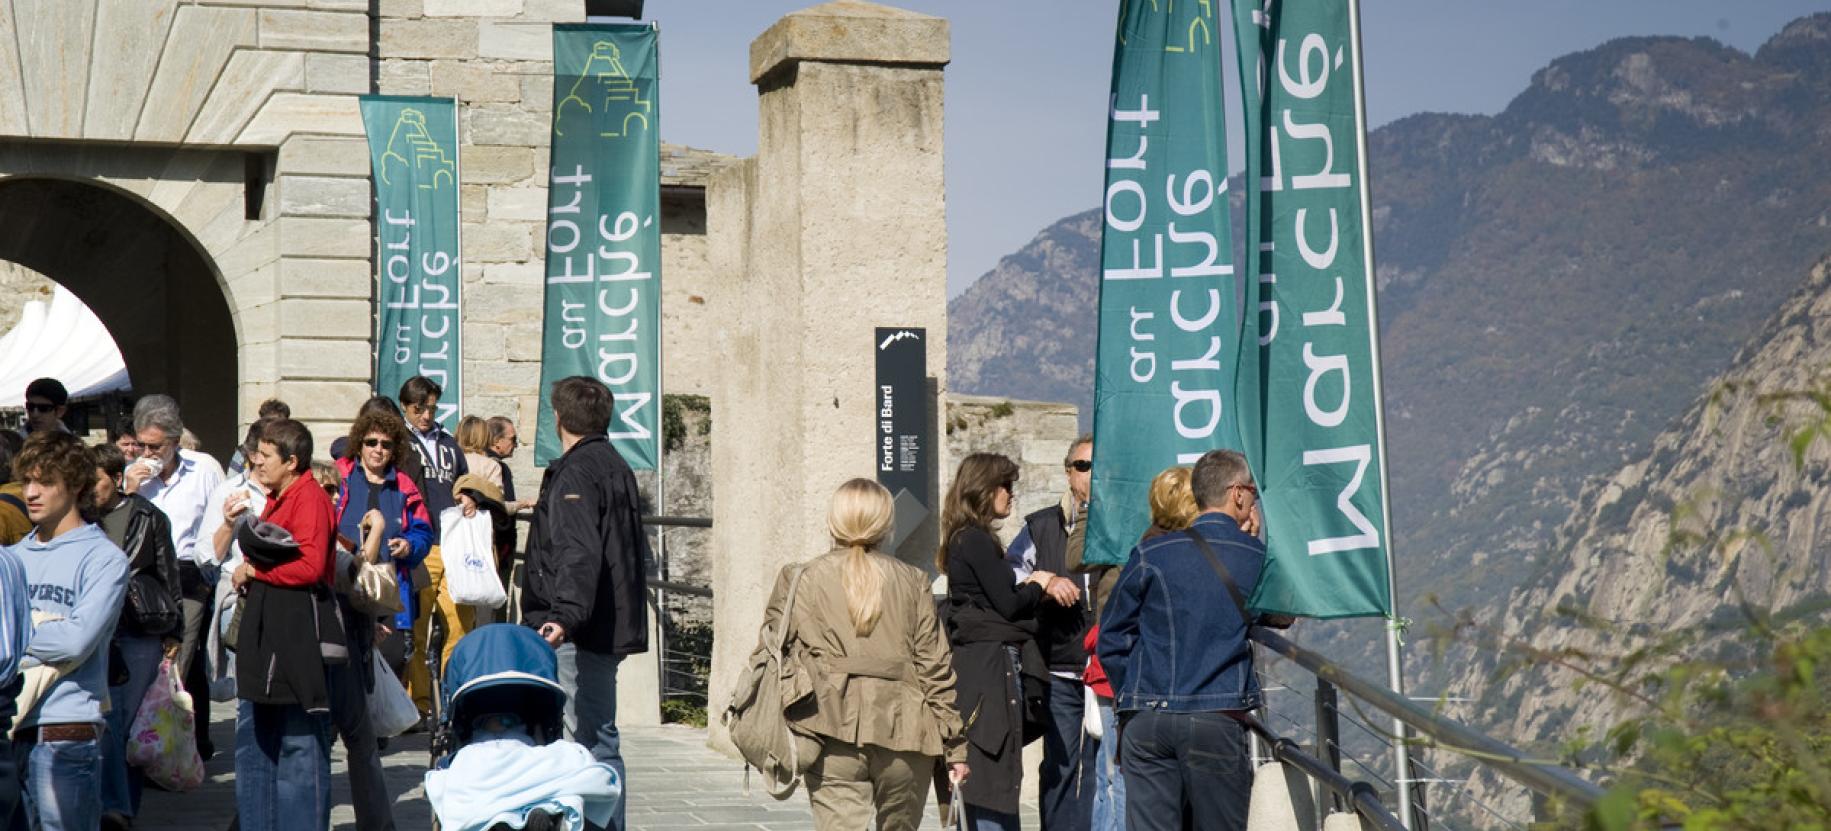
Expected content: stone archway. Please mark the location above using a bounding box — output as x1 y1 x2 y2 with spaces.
0 177 238 453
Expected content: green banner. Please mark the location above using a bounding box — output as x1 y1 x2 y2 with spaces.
1232 0 1393 618
1084 0 1240 566
360 95 462 428
537 23 662 468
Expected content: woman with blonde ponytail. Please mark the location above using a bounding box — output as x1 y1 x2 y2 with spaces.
751 478 970 830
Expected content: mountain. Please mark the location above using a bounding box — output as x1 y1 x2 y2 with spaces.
949 14 1831 688
1441 253 1831 820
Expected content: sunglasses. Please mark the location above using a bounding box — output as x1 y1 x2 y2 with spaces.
24 402 55 414
362 438 395 451
1068 460 1092 473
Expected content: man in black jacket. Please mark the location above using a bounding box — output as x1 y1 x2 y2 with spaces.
91 444 181 827
1006 435 1094 830
522 376 650 831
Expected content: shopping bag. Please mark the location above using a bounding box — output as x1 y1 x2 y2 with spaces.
368 648 421 738
126 658 206 792
441 507 507 608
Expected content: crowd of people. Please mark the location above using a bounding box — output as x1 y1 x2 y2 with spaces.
0 372 1276 831
0 374 647 831
750 438 1281 831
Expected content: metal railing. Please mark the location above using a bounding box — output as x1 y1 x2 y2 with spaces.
1252 628 1607 825
1241 712 1408 831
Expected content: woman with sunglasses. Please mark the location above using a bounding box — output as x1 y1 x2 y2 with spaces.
938 453 1060 831
336 409 435 633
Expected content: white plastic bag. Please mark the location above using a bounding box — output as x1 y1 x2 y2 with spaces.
368 647 421 738
441 507 507 608
1082 684 1103 740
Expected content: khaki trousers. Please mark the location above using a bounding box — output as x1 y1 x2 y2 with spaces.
805 741 936 831
406 546 476 713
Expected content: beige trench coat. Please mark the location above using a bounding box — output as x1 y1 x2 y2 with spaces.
759 548 967 766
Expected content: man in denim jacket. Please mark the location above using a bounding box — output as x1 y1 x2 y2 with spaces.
1096 449 1264 831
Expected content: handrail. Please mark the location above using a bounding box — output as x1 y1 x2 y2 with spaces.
1251 628 1606 807
1239 713 1408 831
510 513 714 529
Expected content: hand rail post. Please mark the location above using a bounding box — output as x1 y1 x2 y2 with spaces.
1315 678 1345 821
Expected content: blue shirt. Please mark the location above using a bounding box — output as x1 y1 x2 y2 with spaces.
0 545 29 690
11 523 130 726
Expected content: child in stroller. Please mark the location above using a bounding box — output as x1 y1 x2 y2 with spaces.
424 624 622 831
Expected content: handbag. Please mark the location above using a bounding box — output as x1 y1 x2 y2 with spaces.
126 658 205 791
366 648 420 738
723 564 814 800
337 546 403 618
125 572 181 636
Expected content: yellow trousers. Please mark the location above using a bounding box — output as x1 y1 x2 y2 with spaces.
406 546 476 713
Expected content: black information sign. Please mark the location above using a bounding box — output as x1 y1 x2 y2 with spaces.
875 327 930 551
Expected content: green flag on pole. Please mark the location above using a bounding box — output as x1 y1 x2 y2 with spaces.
1231 0 1394 618
537 23 662 469
1083 0 1240 567
360 95 463 428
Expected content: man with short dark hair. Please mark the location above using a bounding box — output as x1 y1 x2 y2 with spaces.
1097 449 1265 831
229 399 291 475
231 417 337 829
19 378 70 439
523 376 650 831
396 376 471 718
8 431 131 831
90 444 181 827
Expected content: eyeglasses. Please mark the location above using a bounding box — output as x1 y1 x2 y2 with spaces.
362 438 395 451
24 402 55 414
1229 483 1259 498
1068 460 1092 473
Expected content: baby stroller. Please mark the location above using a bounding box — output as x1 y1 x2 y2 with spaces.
425 624 622 831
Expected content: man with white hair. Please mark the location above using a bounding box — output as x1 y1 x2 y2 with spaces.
124 394 224 758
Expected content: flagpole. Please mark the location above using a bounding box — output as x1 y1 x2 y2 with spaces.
1344 0 1415 827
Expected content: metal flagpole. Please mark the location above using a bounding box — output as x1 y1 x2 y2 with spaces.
1344 0 1415 827
650 19 669 692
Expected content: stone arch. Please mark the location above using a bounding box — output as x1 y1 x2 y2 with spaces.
0 173 239 452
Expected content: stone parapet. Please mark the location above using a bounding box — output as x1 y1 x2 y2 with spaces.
749 0 950 83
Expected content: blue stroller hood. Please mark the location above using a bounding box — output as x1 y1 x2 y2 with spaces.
441 624 568 741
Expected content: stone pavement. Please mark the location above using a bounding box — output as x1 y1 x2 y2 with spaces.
139 708 1039 829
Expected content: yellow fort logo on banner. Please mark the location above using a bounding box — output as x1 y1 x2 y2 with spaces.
555 40 653 139
377 108 455 191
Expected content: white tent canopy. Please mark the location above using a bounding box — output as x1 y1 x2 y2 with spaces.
0 286 130 407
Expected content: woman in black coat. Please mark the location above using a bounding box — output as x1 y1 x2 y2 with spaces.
939 452 1076 830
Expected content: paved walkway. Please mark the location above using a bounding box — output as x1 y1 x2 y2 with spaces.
140 708 1038 829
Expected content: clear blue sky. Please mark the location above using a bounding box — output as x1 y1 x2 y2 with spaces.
644 2 1826 298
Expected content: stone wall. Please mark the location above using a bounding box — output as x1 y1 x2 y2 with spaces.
944 393 1083 543
0 260 52 334
373 1 730 497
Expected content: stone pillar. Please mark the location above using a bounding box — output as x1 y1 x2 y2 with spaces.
706 0 949 752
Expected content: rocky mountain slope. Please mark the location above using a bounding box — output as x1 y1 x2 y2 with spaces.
949 14 1831 690
1442 254 1831 820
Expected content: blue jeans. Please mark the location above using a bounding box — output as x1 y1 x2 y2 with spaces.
328 644 393 831
235 700 333 831
556 644 624 831
1119 710 1251 831
1039 676 1095 830
23 736 101 831
1090 700 1125 831
101 636 165 818
966 804 1021 831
